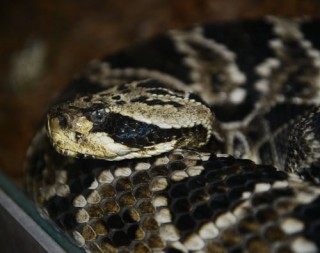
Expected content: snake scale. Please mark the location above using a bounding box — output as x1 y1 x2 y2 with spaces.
25 17 320 253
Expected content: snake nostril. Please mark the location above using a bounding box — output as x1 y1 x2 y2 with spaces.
57 114 68 128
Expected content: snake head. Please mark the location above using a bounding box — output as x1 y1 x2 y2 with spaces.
47 79 217 160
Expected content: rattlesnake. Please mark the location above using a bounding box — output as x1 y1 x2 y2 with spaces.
25 17 320 253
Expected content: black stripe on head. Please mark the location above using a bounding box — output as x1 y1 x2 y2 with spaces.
145 89 172 96
145 88 186 100
130 96 149 103
141 99 183 108
137 80 189 99
131 96 183 108
89 112 207 148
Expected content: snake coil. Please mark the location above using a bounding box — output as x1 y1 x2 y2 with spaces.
26 17 320 253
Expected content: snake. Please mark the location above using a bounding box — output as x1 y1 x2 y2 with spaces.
25 17 320 253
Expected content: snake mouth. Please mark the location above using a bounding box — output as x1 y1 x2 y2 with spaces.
46 115 176 160
48 121 179 161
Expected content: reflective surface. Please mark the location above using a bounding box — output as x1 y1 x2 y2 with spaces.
0 171 85 253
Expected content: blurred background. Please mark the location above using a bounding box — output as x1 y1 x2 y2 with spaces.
1 0 320 187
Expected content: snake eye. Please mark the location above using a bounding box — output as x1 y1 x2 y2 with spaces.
90 109 106 123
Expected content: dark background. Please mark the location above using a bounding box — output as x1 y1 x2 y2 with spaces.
1 0 320 186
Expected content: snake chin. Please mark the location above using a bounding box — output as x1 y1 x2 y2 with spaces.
47 115 181 160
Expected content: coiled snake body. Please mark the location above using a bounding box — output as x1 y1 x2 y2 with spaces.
26 17 320 253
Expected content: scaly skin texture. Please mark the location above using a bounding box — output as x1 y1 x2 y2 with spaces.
26 17 320 253
47 80 215 161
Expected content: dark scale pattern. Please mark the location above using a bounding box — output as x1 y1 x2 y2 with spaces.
278 38 320 102
263 103 312 134
26 139 204 252
212 102 255 123
130 96 183 108
301 20 320 54
293 196 320 248
90 112 176 147
105 36 193 84
166 157 288 238
136 79 187 99
25 18 320 253
256 104 318 172
89 112 208 149
26 136 320 253
200 20 276 123
145 89 176 97
183 40 235 94
285 107 320 183
203 20 275 98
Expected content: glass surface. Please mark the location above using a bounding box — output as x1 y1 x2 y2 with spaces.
0 170 85 253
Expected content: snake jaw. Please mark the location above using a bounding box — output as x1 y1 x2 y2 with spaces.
47 115 127 160
47 113 181 160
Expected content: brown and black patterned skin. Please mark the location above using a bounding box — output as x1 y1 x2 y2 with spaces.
25 17 320 253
